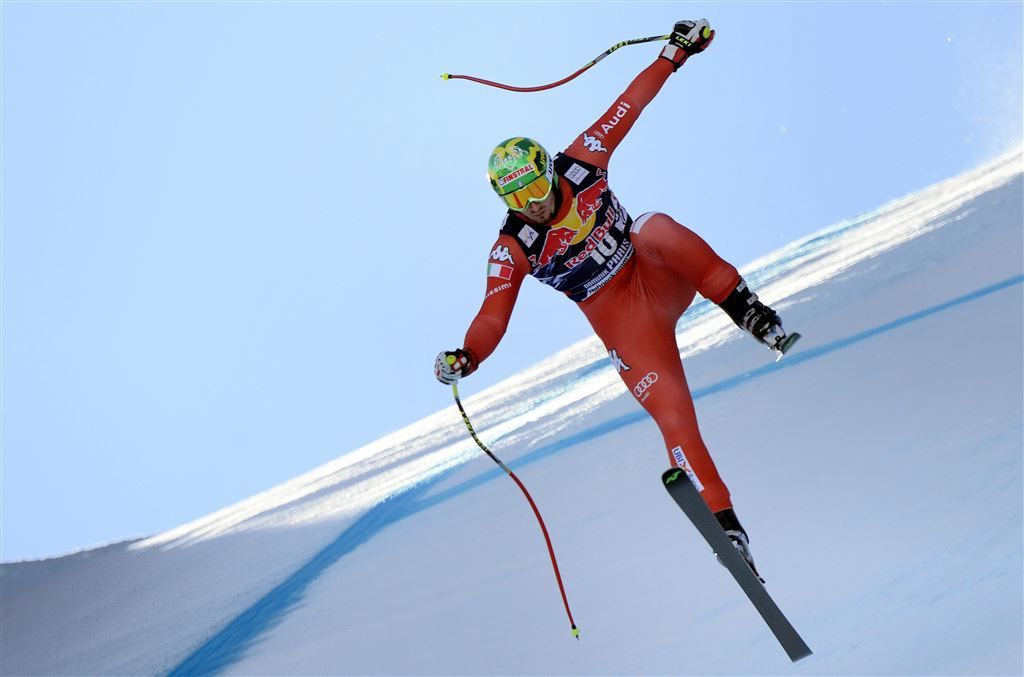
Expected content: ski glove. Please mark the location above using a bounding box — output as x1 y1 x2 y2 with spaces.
435 348 478 385
660 19 715 71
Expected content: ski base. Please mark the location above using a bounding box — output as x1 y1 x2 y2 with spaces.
662 468 812 662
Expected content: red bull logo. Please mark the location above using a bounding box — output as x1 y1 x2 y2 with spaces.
575 178 606 225
529 178 610 268
563 223 619 269
532 227 576 267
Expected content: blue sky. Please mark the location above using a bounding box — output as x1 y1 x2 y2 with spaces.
3 1 1021 560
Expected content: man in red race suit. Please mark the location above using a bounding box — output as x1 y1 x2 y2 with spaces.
436 20 800 582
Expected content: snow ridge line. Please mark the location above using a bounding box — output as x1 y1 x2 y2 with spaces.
134 152 1021 554
165 274 1023 676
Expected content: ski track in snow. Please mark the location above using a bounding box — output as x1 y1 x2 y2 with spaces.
2 148 1021 676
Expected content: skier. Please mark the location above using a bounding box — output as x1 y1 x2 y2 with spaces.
434 20 797 580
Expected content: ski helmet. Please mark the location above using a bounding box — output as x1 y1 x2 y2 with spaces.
487 137 556 211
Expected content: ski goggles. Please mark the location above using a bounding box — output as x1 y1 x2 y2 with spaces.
500 174 555 212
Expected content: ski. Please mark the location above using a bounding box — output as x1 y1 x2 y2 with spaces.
770 331 802 361
777 331 801 355
662 468 812 662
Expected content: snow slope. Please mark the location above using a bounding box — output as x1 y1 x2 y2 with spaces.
2 149 1022 676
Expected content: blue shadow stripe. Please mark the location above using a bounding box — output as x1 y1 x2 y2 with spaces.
168 484 429 676
168 274 1022 675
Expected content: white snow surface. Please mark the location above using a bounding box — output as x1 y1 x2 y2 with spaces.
2 149 1022 676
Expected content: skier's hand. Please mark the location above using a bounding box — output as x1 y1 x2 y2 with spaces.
660 19 715 71
671 19 715 54
435 349 477 385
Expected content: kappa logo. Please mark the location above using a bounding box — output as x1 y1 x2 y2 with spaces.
633 371 659 401
582 133 607 153
489 245 514 264
608 349 631 373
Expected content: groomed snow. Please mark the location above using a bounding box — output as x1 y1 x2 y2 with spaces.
2 149 1022 676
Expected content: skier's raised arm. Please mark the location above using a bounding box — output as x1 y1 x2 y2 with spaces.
435 234 530 385
565 20 715 168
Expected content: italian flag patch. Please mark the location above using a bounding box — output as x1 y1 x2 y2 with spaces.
487 262 513 280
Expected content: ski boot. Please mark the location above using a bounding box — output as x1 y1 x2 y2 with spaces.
717 278 801 360
714 508 765 584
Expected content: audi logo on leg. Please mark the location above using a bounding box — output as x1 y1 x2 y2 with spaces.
633 372 659 400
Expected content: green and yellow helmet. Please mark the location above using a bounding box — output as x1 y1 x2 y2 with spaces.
487 137 556 211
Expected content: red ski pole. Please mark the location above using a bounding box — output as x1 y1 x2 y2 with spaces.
450 381 580 639
441 33 669 93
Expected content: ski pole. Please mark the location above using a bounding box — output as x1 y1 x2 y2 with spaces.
450 380 580 639
441 33 670 93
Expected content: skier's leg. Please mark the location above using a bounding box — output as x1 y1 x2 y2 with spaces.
582 282 733 513
630 212 740 304
637 341 734 514
631 212 798 352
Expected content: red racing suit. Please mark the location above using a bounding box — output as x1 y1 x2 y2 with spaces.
464 57 742 513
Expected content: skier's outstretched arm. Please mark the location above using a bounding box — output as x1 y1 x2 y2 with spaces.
435 234 531 384
565 19 715 169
